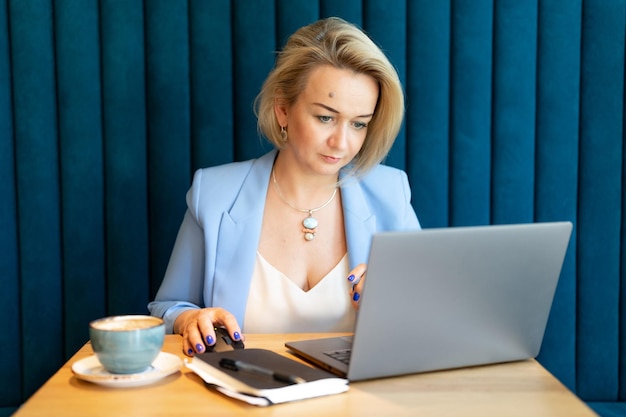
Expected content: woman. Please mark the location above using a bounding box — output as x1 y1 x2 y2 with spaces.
148 17 420 356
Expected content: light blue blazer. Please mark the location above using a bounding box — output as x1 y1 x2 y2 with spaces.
148 150 421 332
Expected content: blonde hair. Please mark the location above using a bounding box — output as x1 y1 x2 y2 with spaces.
254 17 404 176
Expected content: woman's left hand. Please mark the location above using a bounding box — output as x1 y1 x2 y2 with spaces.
347 263 367 310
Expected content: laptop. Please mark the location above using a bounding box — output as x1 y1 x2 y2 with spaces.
285 221 573 381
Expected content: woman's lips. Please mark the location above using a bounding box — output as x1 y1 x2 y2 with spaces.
322 155 342 164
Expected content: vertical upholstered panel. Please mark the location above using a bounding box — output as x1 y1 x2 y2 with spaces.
100 0 150 315
232 0 276 161
622 148 626 402
406 0 451 228
277 0 319 47
622 121 626 401
189 0 235 170
145 0 192 296
449 0 493 226
364 0 408 170
491 0 536 225
9 0 64 397
0 0 21 407
577 0 625 401
534 0 581 392
54 0 106 357
321 0 363 25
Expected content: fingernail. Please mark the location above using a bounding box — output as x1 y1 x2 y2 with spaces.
233 332 241 341
347 274 355 282
187 348 193 355
352 292 360 302
195 343 204 352
206 335 214 345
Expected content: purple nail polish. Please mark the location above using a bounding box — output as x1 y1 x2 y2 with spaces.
195 343 204 352
352 292 360 302
187 348 193 355
233 332 241 341
347 274 355 282
206 335 214 345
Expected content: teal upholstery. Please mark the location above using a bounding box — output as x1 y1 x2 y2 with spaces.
0 1 18 414
2 1 625 415
591 404 626 417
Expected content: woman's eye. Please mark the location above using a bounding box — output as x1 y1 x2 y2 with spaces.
353 121 368 130
318 115 333 123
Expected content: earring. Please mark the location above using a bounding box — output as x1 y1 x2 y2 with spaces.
280 125 288 142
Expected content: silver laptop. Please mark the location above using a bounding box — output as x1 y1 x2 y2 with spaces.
285 221 573 381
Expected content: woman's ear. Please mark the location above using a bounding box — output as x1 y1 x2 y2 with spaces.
274 97 288 127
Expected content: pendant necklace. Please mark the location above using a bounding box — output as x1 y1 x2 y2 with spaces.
271 168 338 241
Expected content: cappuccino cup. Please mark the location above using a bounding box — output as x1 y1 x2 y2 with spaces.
89 315 165 374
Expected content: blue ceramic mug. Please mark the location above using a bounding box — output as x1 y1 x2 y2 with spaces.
89 315 165 374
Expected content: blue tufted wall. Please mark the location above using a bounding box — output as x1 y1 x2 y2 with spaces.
1 1 625 415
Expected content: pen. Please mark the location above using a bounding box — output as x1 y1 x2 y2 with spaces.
219 358 306 384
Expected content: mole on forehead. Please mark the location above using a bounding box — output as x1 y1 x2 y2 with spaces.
328 91 335 98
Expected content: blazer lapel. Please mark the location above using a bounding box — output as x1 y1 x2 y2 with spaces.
340 176 377 269
212 151 276 323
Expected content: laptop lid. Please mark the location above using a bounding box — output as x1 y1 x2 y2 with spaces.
286 222 573 381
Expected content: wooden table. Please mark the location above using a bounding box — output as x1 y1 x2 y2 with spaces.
13 334 597 417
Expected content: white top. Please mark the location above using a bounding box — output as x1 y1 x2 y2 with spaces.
243 252 356 333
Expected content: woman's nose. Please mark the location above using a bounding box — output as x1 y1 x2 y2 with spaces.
328 124 349 148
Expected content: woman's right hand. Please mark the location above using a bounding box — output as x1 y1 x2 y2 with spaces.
173 307 243 356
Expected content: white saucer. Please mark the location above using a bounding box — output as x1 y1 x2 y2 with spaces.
72 352 183 388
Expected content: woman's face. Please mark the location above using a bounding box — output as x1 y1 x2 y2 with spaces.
275 65 379 177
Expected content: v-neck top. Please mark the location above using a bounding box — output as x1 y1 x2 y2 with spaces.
243 252 356 333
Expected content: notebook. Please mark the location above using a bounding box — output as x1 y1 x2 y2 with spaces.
186 349 348 406
285 221 573 381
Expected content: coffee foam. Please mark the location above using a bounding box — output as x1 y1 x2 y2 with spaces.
91 316 162 331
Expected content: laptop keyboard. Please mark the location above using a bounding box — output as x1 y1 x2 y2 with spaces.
324 349 352 365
